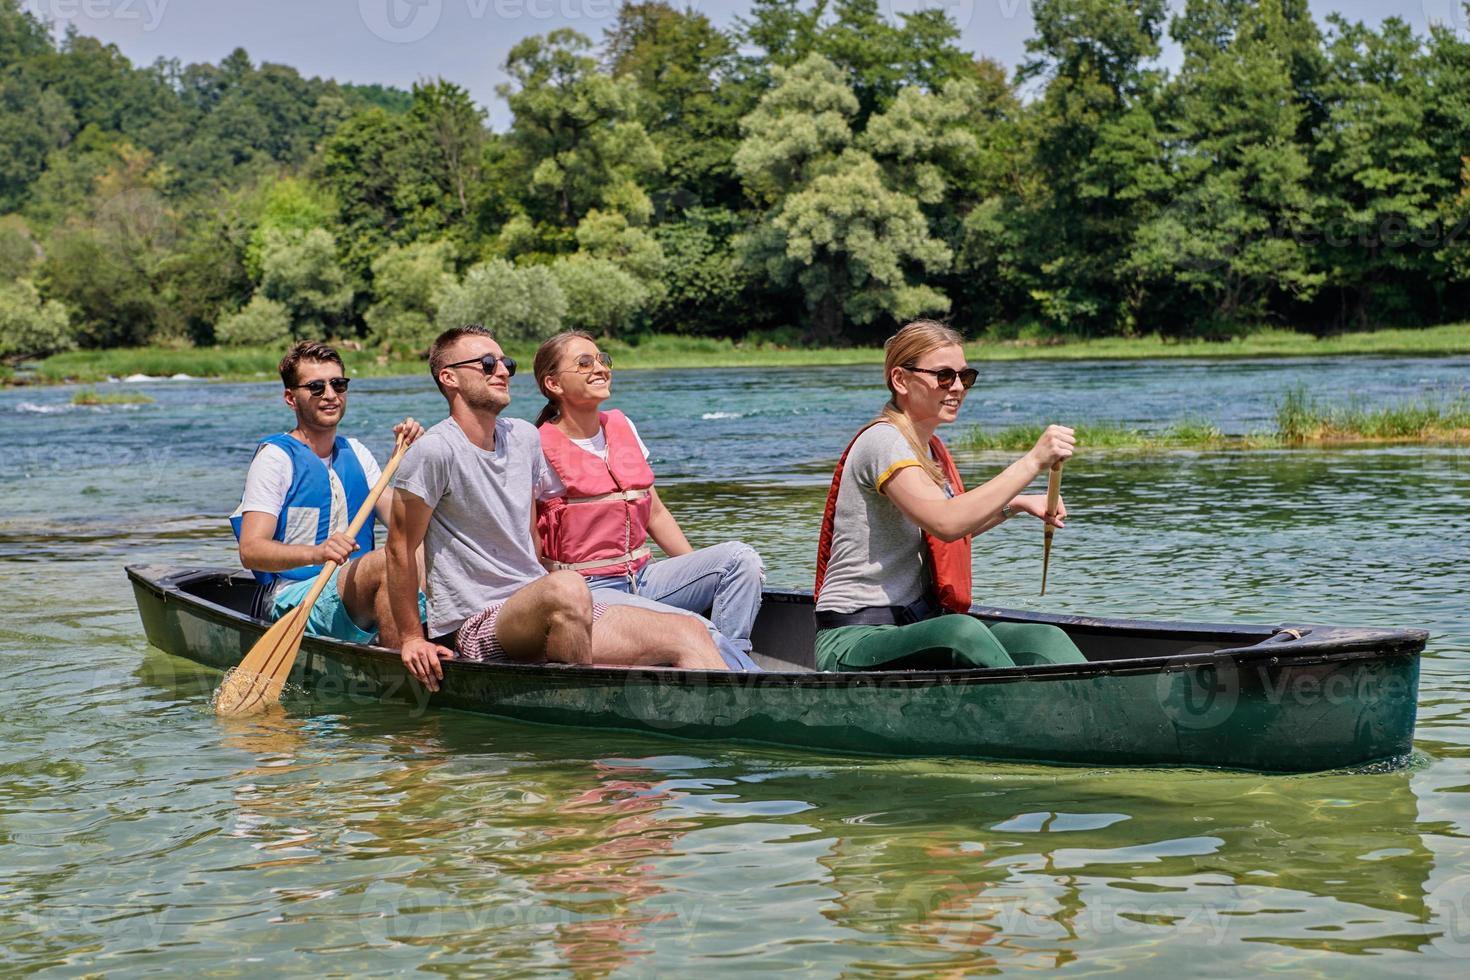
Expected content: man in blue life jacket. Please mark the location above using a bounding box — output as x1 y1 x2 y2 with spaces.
230 340 425 645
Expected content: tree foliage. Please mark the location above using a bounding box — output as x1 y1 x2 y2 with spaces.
3 0 1470 351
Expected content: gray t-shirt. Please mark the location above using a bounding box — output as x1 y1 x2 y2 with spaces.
394 416 552 636
816 423 952 614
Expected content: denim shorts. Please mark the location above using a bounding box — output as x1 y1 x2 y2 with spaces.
271 568 427 645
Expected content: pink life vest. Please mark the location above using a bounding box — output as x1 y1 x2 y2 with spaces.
537 410 657 578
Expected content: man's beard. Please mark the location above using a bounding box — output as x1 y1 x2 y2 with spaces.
461 382 508 413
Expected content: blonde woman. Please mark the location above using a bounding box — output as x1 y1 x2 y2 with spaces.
813 320 1086 671
532 331 764 665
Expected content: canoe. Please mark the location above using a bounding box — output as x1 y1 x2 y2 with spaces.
126 564 1426 773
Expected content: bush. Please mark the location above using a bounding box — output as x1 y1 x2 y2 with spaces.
258 227 353 334
550 255 648 336
365 240 455 352
0 279 74 358
216 295 291 347
435 259 565 343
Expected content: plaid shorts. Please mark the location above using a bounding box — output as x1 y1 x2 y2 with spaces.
456 599 610 664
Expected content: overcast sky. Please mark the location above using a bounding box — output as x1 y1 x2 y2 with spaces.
21 0 1470 126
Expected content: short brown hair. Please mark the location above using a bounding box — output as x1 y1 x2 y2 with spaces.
428 324 494 396
279 340 344 389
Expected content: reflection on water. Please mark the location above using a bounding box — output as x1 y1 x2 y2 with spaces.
2 359 1469 971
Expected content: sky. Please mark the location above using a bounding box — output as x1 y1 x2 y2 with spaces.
20 0 1470 126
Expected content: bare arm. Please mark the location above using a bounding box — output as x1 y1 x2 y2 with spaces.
645 487 692 557
372 418 426 526
883 425 1075 542
388 488 453 689
238 511 356 572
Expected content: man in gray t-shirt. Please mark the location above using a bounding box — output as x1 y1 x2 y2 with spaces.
385 326 728 690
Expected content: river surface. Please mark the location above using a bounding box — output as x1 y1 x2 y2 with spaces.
2 355 1468 975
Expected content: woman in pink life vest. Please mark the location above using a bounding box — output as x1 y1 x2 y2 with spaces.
814 320 1087 672
532 331 764 658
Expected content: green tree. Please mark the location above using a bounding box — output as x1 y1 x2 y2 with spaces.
38 144 183 346
364 239 456 352
245 176 337 279
550 255 649 336
407 79 487 225
651 207 747 335
1130 0 1323 331
215 294 290 346
735 55 953 340
498 29 661 228
0 278 73 358
604 2 746 209
0 215 39 282
257 227 353 336
434 259 566 342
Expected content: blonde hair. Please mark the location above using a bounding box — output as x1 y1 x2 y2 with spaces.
878 319 965 485
532 330 597 426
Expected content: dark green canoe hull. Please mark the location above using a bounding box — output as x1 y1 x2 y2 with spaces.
127 565 1425 773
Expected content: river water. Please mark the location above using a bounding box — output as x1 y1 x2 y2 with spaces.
2 356 1468 975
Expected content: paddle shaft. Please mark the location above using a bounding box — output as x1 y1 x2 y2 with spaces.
1041 461 1063 596
215 433 409 715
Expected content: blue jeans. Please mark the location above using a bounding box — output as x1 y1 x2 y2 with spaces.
588 541 763 650
590 541 765 669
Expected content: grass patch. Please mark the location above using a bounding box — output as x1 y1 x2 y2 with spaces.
70 386 155 405
30 322 1470 384
960 420 1230 452
961 392 1469 452
1274 386 1470 444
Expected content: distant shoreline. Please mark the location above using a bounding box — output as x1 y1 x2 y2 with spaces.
11 323 1470 386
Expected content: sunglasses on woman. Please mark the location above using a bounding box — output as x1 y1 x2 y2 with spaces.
903 365 979 390
444 353 517 378
291 377 351 396
563 351 613 374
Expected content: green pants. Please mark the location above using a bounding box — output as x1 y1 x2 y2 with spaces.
815 616 1087 672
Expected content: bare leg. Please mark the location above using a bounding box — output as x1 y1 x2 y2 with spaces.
493 571 595 664
590 606 728 670
337 550 383 633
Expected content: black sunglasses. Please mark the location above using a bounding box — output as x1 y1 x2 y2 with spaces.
291 377 351 396
444 353 517 378
562 351 613 374
903 365 979 390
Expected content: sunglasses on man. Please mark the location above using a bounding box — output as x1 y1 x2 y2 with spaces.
563 351 613 374
903 365 980 390
290 377 351 396
444 353 517 378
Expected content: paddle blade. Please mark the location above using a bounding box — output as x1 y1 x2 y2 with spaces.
214 602 309 716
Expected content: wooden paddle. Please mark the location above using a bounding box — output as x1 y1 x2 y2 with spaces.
1040 461 1064 596
215 433 408 716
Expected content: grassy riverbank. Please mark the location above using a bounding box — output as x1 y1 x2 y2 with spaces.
961 389 1470 451
22 322 1470 384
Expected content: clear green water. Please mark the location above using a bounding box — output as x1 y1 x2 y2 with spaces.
3 357 1469 974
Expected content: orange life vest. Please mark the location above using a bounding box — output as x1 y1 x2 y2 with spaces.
814 422 974 615
538 410 656 578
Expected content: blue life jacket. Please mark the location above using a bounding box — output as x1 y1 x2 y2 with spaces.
230 433 377 588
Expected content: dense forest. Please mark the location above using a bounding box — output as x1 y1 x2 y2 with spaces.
2 0 1469 359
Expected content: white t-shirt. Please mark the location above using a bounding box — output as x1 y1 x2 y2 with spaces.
231 436 382 546
540 418 652 498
